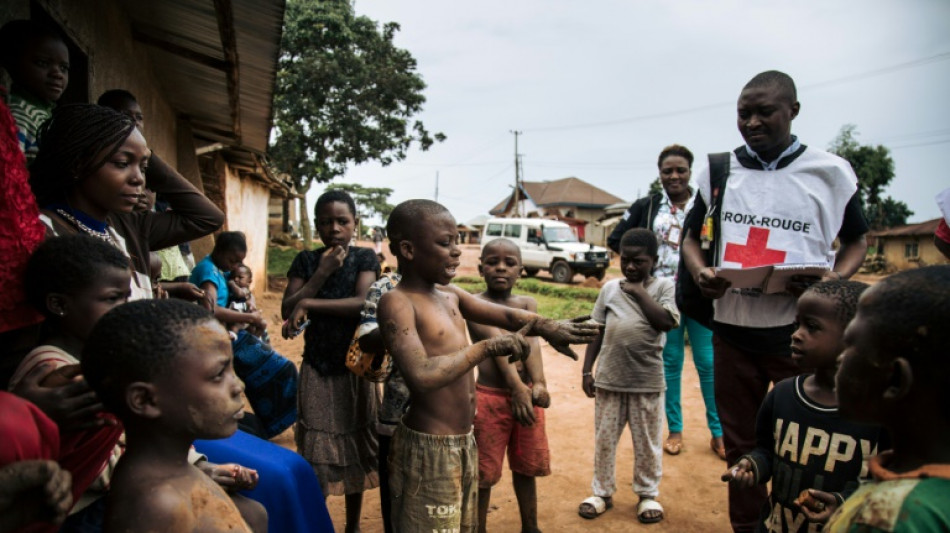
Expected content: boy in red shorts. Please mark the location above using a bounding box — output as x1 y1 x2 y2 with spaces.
468 238 551 533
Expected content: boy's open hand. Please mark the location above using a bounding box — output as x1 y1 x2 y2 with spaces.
528 316 603 361
510 385 536 427
721 458 755 488
797 489 839 523
0 460 73 530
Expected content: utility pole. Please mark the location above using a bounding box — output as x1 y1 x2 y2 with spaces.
435 171 439 203
510 130 522 217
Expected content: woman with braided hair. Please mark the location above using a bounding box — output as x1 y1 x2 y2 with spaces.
29 103 224 300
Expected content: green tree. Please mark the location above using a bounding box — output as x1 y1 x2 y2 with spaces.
270 0 445 243
828 124 913 229
648 177 662 195
324 183 394 238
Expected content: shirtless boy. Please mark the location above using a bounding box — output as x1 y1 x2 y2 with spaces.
469 238 551 533
378 200 600 532
81 300 252 532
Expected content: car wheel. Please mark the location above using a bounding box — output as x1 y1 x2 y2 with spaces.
551 261 574 284
594 269 606 281
524 268 540 277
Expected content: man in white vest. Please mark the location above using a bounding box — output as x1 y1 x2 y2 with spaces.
681 70 869 533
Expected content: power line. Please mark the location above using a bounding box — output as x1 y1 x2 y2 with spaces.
525 51 950 133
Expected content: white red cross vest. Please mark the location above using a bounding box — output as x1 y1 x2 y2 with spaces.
695 147 858 328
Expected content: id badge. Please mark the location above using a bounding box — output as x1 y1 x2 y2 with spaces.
666 224 682 247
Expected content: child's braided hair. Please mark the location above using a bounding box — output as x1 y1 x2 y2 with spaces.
29 103 136 206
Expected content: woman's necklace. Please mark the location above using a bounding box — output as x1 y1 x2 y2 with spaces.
54 208 116 245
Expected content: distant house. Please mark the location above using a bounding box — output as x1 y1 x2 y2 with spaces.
868 218 949 270
1 0 290 281
488 177 625 245
458 214 489 244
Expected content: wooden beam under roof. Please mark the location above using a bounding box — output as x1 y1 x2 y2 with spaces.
132 27 228 72
213 0 242 145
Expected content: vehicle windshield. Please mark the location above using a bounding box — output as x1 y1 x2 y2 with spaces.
543 227 578 243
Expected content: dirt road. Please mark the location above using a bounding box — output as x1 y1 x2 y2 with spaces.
263 242 732 532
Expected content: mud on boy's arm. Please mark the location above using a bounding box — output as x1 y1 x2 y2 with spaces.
446 284 603 360
378 290 531 393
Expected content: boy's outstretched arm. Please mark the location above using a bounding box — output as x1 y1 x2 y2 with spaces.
379 291 531 393
446 285 602 359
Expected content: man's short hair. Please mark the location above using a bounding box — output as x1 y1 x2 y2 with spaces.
743 70 797 104
803 280 869 326
81 300 215 416
213 231 247 254
386 200 450 256
619 228 659 256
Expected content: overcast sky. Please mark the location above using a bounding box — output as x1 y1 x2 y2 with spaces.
309 0 950 228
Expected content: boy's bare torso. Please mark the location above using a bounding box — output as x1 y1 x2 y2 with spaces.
469 293 533 388
107 458 250 533
391 285 478 435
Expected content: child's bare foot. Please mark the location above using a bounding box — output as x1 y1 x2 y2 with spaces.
663 432 683 455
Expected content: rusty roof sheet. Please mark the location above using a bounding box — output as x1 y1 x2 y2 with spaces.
868 218 942 237
122 0 284 153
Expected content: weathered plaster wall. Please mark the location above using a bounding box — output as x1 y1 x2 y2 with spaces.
224 163 271 284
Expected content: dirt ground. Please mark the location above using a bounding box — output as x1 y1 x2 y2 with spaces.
260 242 730 532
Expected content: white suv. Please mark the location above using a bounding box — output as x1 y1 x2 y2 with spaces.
480 218 609 283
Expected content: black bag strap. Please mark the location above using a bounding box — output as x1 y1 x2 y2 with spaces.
704 152 731 266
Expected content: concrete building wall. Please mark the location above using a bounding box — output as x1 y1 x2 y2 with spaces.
880 236 950 270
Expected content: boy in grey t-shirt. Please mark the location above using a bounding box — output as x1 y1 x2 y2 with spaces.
579 228 679 524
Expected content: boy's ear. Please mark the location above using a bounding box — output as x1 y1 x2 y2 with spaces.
399 239 414 261
126 382 162 419
46 293 68 317
790 100 801 120
883 357 913 402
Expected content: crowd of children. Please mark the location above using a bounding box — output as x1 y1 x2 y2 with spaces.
1 16 947 533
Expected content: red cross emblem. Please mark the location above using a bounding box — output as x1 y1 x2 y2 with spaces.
723 227 787 268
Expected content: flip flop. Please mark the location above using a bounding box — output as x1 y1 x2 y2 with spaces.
663 436 683 455
578 496 613 519
711 437 727 461
637 498 664 524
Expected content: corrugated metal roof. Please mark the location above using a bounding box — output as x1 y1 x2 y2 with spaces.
490 177 625 214
121 0 284 153
868 218 941 237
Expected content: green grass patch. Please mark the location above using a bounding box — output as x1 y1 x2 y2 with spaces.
267 246 305 276
453 276 598 320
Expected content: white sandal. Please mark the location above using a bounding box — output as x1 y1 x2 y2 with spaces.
637 498 664 524
578 495 613 519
